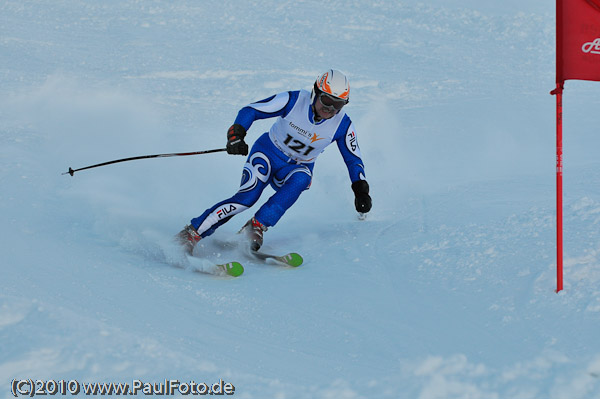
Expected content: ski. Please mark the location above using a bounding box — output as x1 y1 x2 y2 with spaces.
214 261 245 277
251 250 303 267
183 255 244 277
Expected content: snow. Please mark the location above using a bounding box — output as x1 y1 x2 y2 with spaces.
2 1 600 398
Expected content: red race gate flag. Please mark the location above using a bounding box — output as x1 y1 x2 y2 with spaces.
553 0 600 292
557 0 600 81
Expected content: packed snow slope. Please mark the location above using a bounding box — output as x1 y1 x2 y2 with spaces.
2 1 600 398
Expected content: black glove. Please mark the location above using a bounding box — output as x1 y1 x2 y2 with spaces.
227 124 249 155
352 180 372 213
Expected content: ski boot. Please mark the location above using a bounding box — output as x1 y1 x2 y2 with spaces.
175 224 201 255
239 217 267 251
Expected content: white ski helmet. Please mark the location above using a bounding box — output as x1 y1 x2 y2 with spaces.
311 69 350 105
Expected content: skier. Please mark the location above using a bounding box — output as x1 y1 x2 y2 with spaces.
176 69 372 254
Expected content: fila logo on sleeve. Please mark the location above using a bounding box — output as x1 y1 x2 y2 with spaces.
345 129 361 157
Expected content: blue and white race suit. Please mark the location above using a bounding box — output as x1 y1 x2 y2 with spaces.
190 89 366 238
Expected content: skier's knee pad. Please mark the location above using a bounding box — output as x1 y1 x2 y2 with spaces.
286 170 312 192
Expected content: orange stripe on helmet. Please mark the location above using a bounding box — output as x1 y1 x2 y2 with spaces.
337 86 350 100
319 71 332 94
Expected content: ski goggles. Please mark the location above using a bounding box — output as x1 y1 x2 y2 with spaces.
318 92 348 112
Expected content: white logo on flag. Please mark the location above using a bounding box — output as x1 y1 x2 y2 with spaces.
582 38 600 54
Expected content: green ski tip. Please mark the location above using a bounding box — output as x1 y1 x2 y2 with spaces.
219 262 244 277
282 253 303 267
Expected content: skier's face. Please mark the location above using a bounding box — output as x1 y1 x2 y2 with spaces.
314 93 345 119
315 99 337 119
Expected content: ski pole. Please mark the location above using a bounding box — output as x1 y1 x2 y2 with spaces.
63 148 227 176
